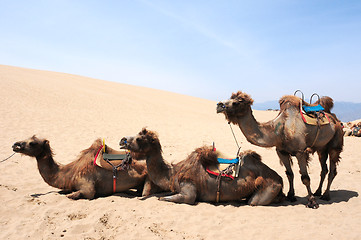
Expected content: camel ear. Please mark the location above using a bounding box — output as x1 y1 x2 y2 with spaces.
43 140 50 148
141 128 148 135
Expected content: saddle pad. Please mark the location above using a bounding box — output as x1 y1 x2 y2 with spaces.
301 111 330 126
207 163 237 179
94 146 129 171
217 158 239 164
303 104 324 113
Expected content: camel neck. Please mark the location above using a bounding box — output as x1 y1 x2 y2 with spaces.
236 108 280 148
146 150 172 191
36 152 65 190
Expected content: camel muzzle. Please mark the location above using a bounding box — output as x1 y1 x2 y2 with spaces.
216 102 226 113
119 137 131 149
12 142 24 152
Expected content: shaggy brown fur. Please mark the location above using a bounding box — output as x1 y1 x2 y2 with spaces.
120 128 284 205
217 91 344 208
12 136 155 200
170 146 218 193
231 91 254 105
316 96 334 113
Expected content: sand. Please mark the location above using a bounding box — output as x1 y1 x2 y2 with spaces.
0 64 360 240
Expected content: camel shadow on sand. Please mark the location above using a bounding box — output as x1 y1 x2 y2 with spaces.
30 189 141 199
274 189 358 208
140 189 358 208
30 189 358 206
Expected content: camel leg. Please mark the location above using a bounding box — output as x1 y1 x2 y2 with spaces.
321 149 340 201
141 176 162 197
248 182 283 206
67 191 83 200
276 149 296 202
296 152 318 209
159 182 197 205
67 181 96 200
314 150 328 196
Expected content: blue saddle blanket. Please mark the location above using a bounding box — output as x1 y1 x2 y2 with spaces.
217 158 239 164
303 104 324 113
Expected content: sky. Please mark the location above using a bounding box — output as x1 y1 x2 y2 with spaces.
1 0 361 103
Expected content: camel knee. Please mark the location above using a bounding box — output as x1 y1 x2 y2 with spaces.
301 175 310 186
320 167 328 176
160 192 196 205
67 191 83 200
160 182 197 205
77 181 96 199
328 168 337 181
249 182 283 206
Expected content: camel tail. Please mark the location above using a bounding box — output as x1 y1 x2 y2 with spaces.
194 146 218 167
316 96 334 113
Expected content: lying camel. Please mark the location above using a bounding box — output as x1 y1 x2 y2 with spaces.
12 135 158 199
119 128 285 206
217 91 344 208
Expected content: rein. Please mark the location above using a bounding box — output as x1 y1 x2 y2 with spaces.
0 153 16 163
228 122 240 150
215 120 243 203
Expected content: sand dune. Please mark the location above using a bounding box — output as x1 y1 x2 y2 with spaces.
0 65 360 240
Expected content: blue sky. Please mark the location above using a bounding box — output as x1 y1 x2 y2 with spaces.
1 0 361 103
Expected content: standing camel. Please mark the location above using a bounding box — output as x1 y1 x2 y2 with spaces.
12 135 158 199
217 91 343 208
119 128 285 206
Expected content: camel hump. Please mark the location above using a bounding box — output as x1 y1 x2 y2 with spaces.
239 150 262 162
279 95 301 110
315 96 334 113
194 146 218 167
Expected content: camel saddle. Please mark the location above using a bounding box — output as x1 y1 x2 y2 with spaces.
93 144 133 193
93 146 131 171
206 152 240 179
294 90 330 126
300 103 330 126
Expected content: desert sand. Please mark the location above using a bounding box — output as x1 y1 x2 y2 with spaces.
0 64 360 240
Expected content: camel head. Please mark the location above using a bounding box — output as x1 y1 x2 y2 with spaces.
12 135 51 157
120 128 162 154
217 91 254 124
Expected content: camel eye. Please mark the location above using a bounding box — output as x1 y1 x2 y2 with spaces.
29 141 38 146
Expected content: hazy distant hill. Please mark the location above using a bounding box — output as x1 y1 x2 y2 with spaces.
253 101 361 122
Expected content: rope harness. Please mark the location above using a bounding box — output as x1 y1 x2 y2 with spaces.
215 162 237 202
105 152 132 193
214 119 243 203
94 144 132 193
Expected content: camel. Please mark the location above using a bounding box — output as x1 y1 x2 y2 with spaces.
119 128 285 206
12 135 159 199
217 91 344 208
344 121 361 137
